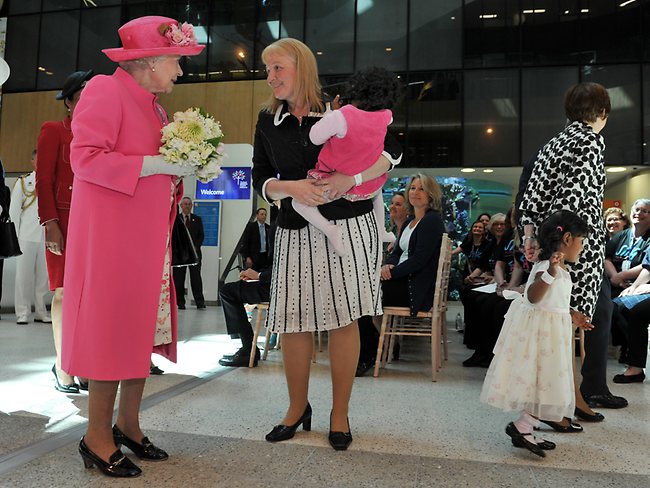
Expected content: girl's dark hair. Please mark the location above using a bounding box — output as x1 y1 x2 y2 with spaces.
538 210 589 260
478 212 491 220
347 67 401 111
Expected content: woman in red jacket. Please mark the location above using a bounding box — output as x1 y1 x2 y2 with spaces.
36 69 93 394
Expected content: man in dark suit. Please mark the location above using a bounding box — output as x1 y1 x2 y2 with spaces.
173 197 206 309
240 208 270 271
219 225 275 367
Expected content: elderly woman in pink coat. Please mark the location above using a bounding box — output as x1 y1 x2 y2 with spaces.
62 16 204 478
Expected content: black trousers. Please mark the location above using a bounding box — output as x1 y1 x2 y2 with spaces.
622 298 650 368
219 280 269 352
580 277 614 397
358 277 410 363
474 294 511 355
173 262 205 308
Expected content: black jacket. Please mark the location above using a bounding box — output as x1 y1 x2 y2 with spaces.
241 220 271 265
251 104 403 229
386 211 445 316
176 213 204 259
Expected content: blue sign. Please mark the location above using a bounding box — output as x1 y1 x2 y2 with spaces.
193 201 221 247
195 167 251 200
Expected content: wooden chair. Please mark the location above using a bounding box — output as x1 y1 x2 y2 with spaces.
249 303 321 367
574 327 585 362
373 234 453 381
250 302 273 367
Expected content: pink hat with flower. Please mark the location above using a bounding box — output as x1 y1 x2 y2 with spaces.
102 16 205 62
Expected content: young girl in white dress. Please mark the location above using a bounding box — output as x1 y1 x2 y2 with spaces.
480 210 592 458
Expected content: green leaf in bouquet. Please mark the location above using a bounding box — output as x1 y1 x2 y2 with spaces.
207 137 222 147
198 107 208 118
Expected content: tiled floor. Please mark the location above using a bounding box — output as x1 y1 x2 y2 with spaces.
0 303 648 487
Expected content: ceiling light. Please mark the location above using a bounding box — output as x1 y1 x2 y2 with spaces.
482 169 494 173
237 51 245 59
606 167 627 173
486 127 494 134
522 9 546 14
316 51 323 55
619 0 637 7
564 10 570 14
461 168 476 173
479 14 498 19
385 47 393 52
38 66 46 71
581 8 589 13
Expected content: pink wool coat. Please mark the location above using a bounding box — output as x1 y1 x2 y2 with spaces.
62 67 180 380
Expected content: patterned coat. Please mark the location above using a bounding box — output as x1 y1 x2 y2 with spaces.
519 120 607 319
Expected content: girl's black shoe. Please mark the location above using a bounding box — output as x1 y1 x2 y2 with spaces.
52 365 79 394
328 414 352 451
511 437 556 450
539 418 583 433
79 438 142 478
265 403 312 442
505 422 545 458
574 407 605 422
112 425 168 461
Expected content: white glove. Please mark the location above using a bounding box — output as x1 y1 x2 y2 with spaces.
141 155 195 177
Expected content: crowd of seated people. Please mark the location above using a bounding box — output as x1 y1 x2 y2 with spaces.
605 200 650 380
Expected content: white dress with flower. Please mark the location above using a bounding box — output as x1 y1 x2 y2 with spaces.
480 260 575 421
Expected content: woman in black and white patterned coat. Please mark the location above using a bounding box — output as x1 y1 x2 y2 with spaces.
520 82 628 418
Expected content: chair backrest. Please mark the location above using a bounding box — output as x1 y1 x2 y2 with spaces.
432 234 453 314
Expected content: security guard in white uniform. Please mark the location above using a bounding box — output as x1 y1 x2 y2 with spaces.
9 150 51 324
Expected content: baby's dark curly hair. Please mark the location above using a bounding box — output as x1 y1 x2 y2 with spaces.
537 210 589 261
346 67 401 111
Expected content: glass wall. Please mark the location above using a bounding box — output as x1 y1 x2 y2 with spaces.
2 0 650 167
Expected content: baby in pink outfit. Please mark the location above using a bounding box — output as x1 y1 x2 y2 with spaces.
292 67 401 255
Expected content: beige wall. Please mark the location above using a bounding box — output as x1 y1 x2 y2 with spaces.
0 78 271 173
604 170 650 212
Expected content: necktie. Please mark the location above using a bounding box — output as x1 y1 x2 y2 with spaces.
185 215 190 228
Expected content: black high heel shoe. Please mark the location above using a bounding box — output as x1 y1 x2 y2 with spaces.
574 407 605 422
539 418 583 433
328 412 353 451
112 425 168 461
265 403 312 442
505 422 545 458
78 437 141 478
52 365 79 394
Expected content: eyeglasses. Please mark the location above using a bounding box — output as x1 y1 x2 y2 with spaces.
633 208 650 215
606 217 621 222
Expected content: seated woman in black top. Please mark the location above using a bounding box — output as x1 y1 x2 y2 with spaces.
356 173 445 376
452 220 492 284
613 246 650 383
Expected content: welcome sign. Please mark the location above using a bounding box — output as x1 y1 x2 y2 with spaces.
195 167 251 200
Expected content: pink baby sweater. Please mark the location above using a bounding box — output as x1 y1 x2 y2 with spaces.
309 104 392 197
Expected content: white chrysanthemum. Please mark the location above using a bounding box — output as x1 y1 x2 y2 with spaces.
159 107 225 182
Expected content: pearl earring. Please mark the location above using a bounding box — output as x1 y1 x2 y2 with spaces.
151 67 156 72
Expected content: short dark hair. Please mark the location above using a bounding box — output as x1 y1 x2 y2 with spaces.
181 196 192 203
564 82 611 123
347 67 401 111
538 210 590 261
256 208 267 214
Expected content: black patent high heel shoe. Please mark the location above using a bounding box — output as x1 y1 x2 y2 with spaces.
574 406 605 422
52 365 79 394
328 412 353 451
112 425 169 461
265 403 312 442
79 437 142 478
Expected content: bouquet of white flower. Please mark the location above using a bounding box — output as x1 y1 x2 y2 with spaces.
160 107 225 183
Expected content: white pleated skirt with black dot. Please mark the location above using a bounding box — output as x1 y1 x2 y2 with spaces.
266 210 382 333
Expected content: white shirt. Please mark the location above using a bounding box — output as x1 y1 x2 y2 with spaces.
9 171 45 243
397 221 418 265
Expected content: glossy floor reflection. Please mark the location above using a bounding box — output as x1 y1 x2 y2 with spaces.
0 303 648 487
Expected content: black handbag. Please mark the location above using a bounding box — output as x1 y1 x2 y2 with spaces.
0 219 22 259
171 218 199 267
